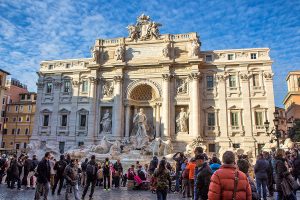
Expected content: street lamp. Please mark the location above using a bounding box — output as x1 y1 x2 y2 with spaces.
264 110 282 148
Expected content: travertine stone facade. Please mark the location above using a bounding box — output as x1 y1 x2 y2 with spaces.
32 15 276 154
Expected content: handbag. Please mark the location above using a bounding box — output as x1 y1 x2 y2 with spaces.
281 177 293 197
286 174 300 190
232 170 239 200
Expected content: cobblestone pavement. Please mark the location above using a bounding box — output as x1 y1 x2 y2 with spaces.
0 184 299 200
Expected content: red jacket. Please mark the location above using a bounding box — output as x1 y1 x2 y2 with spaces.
208 164 252 200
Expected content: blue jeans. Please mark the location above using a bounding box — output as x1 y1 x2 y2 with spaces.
156 188 168 200
256 178 267 199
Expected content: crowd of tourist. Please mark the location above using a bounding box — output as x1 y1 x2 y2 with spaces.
0 145 299 200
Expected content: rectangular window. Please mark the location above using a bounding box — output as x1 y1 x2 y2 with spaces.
205 55 213 62
18 117 22 122
207 113 215 126
25 128 29 135
59 142 65 154
228 54 234 60
46 82 53 93
208 144 216 152
17 128 20 135
3 129 7 135
48 65 53 70
229 75 236 87
24 142 27 149
80 114 87 127
230 112 239 126
20 105 23 111
15 105 19 112
20 94 25 100
298 77 300 88
61 115 68 127
66 64 71 68
82 80 88 92
253 74 260 87
64 81 71 93
12 129 15 135
78 142 84 147
250 53 257 59
28 105 31 111
2 142 5 148
13 117 16 122
43 115 49 126
16 143 20 150
255 111 263 126
206 76 214 89
2 98 5 104
233 143 240 149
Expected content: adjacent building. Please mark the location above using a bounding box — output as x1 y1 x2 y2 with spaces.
0 69 10 144
283 71 300 121
31 15 276 155
2 92 36 150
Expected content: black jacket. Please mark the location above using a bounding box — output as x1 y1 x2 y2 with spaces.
54 159 67 176
173 153 186 172
9 159 20 178
194 162 212 200
36 158 50 184
292 156 300 177
274 157 289 191
254 158 269 179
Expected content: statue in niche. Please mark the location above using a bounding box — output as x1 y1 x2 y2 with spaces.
177 78 188 94
114 44 125 62
100 110 112 134
176 108 189 133
132 108 149 149
102 82 114 97
188 40 200 57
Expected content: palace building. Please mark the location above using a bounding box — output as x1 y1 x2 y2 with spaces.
31 14 275 155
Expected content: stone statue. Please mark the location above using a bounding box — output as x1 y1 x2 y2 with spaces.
114 44 125 62
177 79 188 94
176 108 189 132
102 81 114 97
161 139 173 156
100 110 112 134
162 43 170 58
127 25 139 41
91 46 99 63
188 40 200 57
92 136 111 154
132 108 150 149
109 140 121 155
147 137 161 156
149 21 161 39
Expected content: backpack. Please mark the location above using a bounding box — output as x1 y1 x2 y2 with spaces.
81 162 88 172
86 163 97 177
54 161 65 173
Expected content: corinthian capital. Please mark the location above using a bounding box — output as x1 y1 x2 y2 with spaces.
113 75 123 83
162 73 173 81
189 72 201 80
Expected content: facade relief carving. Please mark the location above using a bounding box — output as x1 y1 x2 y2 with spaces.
72 80 79 87
102 81 114 97
162 43 171 58
263 72 274 80
240 73 249 81
176 78 188 95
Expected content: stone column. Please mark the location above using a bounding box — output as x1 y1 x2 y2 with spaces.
263 69 275 129
155 103 161 137
87 75 98 144
189 72 201 138
125 104 131 137
162 74 172 138
112 75 123 138
240 71 252 137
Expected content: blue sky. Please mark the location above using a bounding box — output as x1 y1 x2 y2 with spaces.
0 0 299 107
